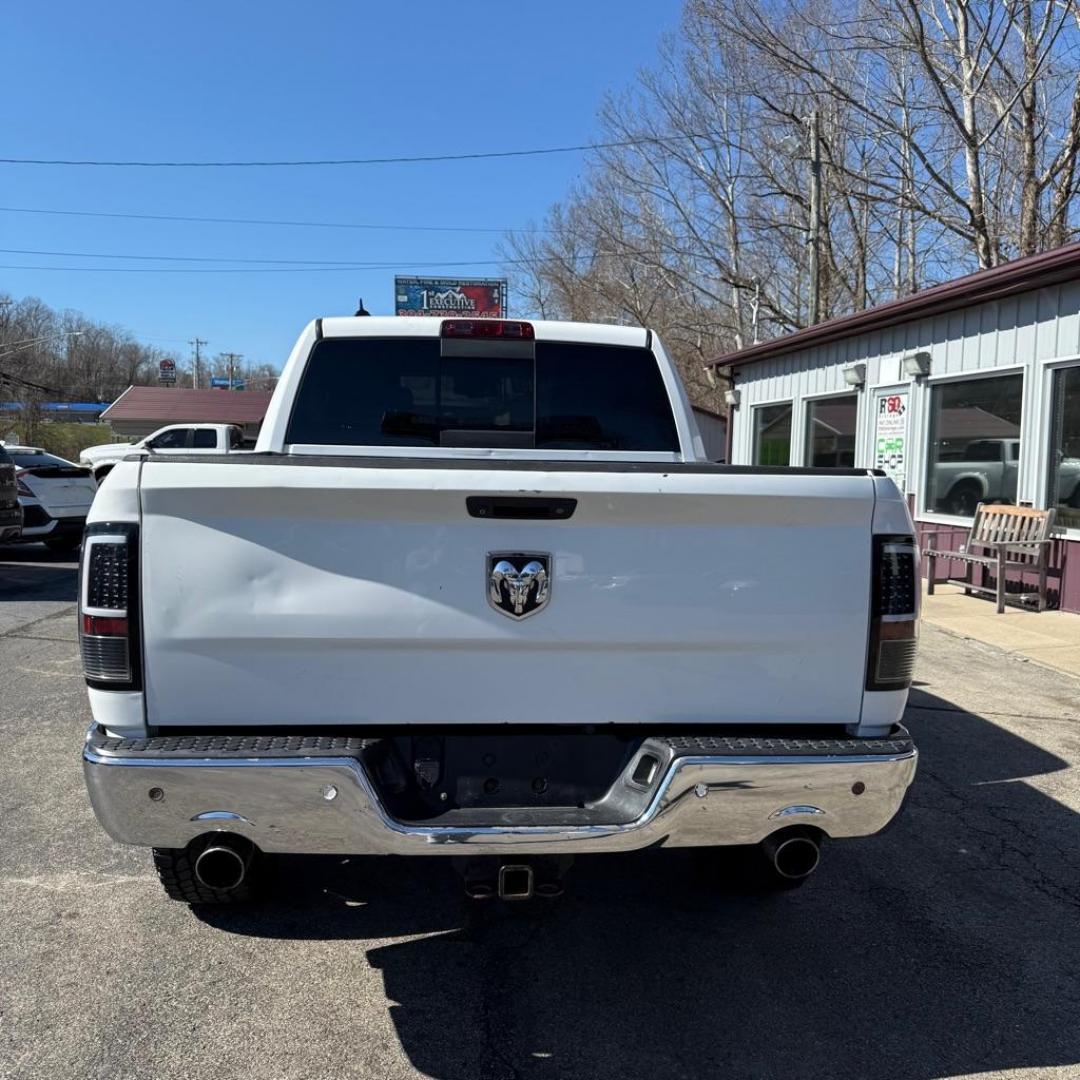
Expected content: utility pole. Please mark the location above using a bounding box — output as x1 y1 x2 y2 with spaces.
189 338 207 389
806 111 823 325
222 352 243 389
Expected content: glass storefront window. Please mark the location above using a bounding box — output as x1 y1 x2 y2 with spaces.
925 373 1024 517
1049 366 1080 529
753 402 792 465
805 394 858 467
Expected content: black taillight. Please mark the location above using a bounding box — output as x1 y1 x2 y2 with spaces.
866 534 918 691
79 522 141 690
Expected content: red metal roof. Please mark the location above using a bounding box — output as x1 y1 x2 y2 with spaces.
100 387 273 425
712 241 1080 370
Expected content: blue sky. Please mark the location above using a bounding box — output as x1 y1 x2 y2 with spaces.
0 0 681 370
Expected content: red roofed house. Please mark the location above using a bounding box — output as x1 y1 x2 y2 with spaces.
100 387 273 442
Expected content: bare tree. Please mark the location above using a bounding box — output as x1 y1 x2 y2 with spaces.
503 0 1080 394
0 292 166 405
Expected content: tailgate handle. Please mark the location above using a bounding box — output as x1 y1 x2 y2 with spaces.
466 496 577 520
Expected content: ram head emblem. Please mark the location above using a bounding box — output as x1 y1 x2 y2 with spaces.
487 554 552 619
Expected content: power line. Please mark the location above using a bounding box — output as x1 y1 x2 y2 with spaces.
0 263 422 274
0 246 408 266
0 243 717 276
0 246 704 274
0 132 720 168
0 367 72 399
0 205 541 235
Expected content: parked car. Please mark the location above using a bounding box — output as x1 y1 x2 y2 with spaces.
931 437 1080 515
2 444 98 553
0 443 23 543
79 423 246 484
80 316 919 905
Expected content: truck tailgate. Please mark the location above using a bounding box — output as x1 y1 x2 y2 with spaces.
138 460 876 728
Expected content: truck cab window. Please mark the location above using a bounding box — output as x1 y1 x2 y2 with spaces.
962 440 1004 462
149 429 189 450
191 429 217 449
286 337 679 452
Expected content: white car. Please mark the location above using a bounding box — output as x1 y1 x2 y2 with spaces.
80 423 245 484
4 444 98 553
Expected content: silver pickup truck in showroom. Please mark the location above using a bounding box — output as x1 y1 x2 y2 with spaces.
80 316 919 904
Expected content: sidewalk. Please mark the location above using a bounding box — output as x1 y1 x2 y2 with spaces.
922 582 1080 679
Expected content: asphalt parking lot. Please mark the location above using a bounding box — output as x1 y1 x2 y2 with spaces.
1 543 1079 1080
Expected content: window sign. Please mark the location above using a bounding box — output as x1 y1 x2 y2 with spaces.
874 391 908 492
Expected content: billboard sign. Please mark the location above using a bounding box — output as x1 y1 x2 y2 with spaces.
395 276 506 318
210 376 245 390
158 358 176 384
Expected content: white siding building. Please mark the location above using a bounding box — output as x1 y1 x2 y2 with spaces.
713 243 1080 613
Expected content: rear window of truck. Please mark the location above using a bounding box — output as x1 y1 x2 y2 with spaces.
285 337 680 451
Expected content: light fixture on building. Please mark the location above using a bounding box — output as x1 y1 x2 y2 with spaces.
902 351 932 378
724 388 741 408
843 363 866 388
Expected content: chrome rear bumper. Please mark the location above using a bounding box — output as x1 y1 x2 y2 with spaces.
83 725 917 856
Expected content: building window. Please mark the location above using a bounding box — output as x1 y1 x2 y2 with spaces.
925 373 1024 517
753 402 792 465
805 394 858 467
1049 366 1080 529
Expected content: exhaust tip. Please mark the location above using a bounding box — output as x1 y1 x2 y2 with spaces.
760 828 822 883
498 864 534 901
768 834 821 880
194 842 249 892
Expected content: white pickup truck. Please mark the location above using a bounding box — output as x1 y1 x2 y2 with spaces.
81 317 918 904
79 423 245 484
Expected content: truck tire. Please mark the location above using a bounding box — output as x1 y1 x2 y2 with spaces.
945 481 982 517
152 836 263 905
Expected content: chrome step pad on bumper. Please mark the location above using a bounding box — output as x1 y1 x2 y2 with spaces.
83 725 917 856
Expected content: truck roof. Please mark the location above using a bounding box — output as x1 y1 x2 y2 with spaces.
316 316 649 350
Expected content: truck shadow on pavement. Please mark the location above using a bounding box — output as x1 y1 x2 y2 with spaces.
0 545 79 602
197 688 1080 1080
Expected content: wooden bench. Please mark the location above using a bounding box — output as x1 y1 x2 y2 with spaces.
924 504 1056 613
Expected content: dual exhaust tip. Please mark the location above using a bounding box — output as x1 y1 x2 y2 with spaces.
192 833 821 897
